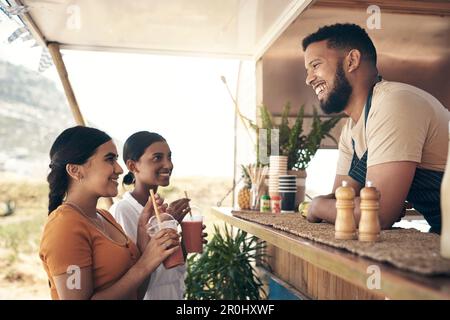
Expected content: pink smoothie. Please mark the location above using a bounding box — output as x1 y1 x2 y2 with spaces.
146 213 185 269
163 245 185 269
181 219 203 253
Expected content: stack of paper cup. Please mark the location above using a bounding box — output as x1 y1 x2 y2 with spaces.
279 175 297 212
278 175 297 191
268 156 287 196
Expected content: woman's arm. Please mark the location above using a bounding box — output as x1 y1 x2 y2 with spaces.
52 229 180 300
135 193 168 299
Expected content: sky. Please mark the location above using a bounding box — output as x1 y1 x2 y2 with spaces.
62 50 240 178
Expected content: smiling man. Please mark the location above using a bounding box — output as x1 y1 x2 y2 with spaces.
303 23 450 233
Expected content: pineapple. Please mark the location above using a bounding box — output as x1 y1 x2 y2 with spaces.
237 165 251 210
299 201 311 218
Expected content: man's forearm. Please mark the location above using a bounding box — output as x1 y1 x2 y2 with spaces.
309 198 338 223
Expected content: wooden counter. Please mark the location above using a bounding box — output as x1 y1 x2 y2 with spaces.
210 207 450 300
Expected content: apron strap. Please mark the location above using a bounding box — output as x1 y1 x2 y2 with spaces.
351 75 381 151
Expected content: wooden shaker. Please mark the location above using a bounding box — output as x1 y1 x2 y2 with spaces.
358 181 381 242
335 180 356 240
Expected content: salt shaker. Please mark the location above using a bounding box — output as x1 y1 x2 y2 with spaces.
358 181 381 242
335 181 356 240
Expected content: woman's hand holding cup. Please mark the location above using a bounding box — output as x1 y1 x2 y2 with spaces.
138 228 180 274
137 193 168 253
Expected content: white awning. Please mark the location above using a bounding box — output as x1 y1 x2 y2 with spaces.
19 0 314 60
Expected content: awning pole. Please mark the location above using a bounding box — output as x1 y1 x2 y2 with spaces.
232 61 243 207
47 42 85 126
47 43 114 207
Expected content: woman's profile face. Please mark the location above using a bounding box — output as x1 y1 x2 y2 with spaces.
80 140 124 197
134 141 173 187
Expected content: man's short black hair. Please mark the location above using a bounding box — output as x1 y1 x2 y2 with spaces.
302 23 377 66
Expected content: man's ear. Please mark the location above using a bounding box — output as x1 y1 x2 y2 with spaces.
66 163 83 181
126 159 139 174
346 49 362 73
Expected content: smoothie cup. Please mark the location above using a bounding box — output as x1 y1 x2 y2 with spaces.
147 213 185 269
181 215 203 253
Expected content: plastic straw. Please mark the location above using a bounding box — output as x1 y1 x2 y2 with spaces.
184 190 193 218
149 189 161 225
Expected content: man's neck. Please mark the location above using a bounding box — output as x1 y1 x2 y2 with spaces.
345 75 379 123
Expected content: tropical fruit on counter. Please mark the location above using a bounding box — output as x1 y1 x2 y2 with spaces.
237 165 251 210
299 201 311 217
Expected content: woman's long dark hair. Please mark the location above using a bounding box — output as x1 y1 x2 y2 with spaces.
122 131 166 185
47 126 111 214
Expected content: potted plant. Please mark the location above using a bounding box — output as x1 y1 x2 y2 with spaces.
185 224 267 300
249 103 343 205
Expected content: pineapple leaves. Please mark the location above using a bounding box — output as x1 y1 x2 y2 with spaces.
185 224 268 300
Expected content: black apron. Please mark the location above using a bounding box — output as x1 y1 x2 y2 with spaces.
348 79 443 233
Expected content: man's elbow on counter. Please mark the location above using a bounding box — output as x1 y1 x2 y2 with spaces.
379 210 403 230
380 220 395 230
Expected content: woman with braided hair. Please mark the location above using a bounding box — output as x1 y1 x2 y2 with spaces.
40 125 179 299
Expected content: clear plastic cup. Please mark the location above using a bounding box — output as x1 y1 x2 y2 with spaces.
147 213 184 269
181 214 204 253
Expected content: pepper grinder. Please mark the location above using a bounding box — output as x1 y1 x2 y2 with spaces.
358 181 381 242
335 180 356 240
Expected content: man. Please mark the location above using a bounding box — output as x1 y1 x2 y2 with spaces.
303 23 449 233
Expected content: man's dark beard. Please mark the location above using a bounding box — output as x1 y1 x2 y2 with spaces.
319 62 352 114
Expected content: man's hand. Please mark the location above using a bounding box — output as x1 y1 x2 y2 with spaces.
306 208 322 223
306 194 334 223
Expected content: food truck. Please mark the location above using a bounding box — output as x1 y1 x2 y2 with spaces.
6 0 450 299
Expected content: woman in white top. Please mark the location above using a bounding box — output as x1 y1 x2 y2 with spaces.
110 131 204 300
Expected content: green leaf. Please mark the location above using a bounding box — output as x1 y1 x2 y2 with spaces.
248 102 343 170
185 224 267 300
